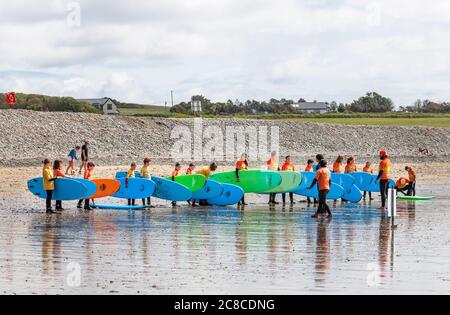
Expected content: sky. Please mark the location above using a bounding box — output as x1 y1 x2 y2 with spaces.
0 0 449 107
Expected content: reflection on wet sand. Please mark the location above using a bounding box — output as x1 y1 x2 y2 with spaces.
0 186 448 294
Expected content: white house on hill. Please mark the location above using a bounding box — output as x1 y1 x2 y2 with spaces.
292 102 330 114
78 97 119 115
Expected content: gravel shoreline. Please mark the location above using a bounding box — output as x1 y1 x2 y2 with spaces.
1 109 449 167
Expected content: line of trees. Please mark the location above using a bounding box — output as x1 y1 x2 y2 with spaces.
0 93 101 113
400 99 450 113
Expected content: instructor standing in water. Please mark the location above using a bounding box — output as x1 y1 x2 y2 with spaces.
376 150 392 211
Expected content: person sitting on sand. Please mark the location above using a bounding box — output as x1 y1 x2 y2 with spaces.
405 166 417 196
42 159 57 214
194 162 219 206
126 162 137 207
79 141 89 175
77 162 95 211
363 162 374 201
140 158 153 207
66 146 80 175
267 151 280 205
333 156 344 174
171 163 182 207
309 160 332 219
53 160 66 211
236 153 249 206
281 156 296 205
345 157 357 174
375 150 392 211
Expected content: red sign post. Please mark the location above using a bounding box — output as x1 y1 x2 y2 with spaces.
6 92 16 106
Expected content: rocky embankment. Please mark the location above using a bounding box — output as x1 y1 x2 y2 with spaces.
0 109 449 167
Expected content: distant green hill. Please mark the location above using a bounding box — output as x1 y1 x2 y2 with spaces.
0 92 101 113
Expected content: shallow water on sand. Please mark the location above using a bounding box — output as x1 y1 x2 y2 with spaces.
0 185 449 295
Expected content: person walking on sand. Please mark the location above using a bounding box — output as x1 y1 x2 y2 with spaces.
345 157 357 174
140 158 153 207
333 156 344 174
53 160 66 211
405 166 417 196
171 163 182 207
309 160 332 219
267 151 280 205
304 159 315 204
66 146 80 175
281 156 296 205
77 162 95 211
79 141 90 175
375 150 392 211
42 159 57 214
363 162 375 201
236 153 249 206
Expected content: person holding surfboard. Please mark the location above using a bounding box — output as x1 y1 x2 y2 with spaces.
53 160 66 211
236 154 249 206
77 162 95 210
195 162 219 206
345 157 357 174
405 166 417 196
140 158 153 207
281 156 296 205
171 163 182 207
309 160 332 219
42 159 57 214
78 141 89 175
186 163 196 175
126 162 137 206
304 159 314 204
375 150 392 211
66 146 80 175
267 151 280 205
333 156 344 173
363 162 375 201
314 154 325 172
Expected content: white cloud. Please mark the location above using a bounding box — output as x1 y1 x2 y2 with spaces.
0 0 449 105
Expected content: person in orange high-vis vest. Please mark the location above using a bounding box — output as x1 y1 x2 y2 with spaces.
395 177 410 195
405 166 417 196
267 151 280 205
281 156 297 205
363 162 374 201
305 159 314 172
345 157 357 174
375 150 392 210
236 154 249 206
309 160 332 219
333 156 344 173
77 162 95 210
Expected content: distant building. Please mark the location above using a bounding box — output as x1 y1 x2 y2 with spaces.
77 97 119 115
292 102 330 114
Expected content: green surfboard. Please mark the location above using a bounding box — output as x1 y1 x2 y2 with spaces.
262 171 302 194
166 174 206 192
211 170 282 193
398 196 433 201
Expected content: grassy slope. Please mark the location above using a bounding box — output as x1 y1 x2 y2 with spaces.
287 117 450 128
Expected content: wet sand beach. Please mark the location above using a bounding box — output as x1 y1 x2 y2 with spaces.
0 166 449 294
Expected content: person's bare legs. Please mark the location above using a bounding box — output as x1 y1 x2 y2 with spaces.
66 160 73 175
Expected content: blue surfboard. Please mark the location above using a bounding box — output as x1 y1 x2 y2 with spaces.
207 184 244 206
193 180 223 201
367 175 395 192
92 204 148 210
151 176 193 201
294 183 345 200
115 171 141 179
331 173 354 190
71 178 97 199
28 177 88 201
342 184 363 203
352 172 373 191
112 178 156 199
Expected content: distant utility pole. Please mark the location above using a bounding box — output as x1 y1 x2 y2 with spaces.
171 90 174 107
165 101 167 111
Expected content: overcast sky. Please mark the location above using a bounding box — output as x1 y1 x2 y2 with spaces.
0 0 449 106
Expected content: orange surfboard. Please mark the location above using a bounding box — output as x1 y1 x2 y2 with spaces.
89 179 121 199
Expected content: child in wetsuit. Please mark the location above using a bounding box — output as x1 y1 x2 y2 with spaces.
309 160 332 219
77 162 95 210
53 160 66 211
